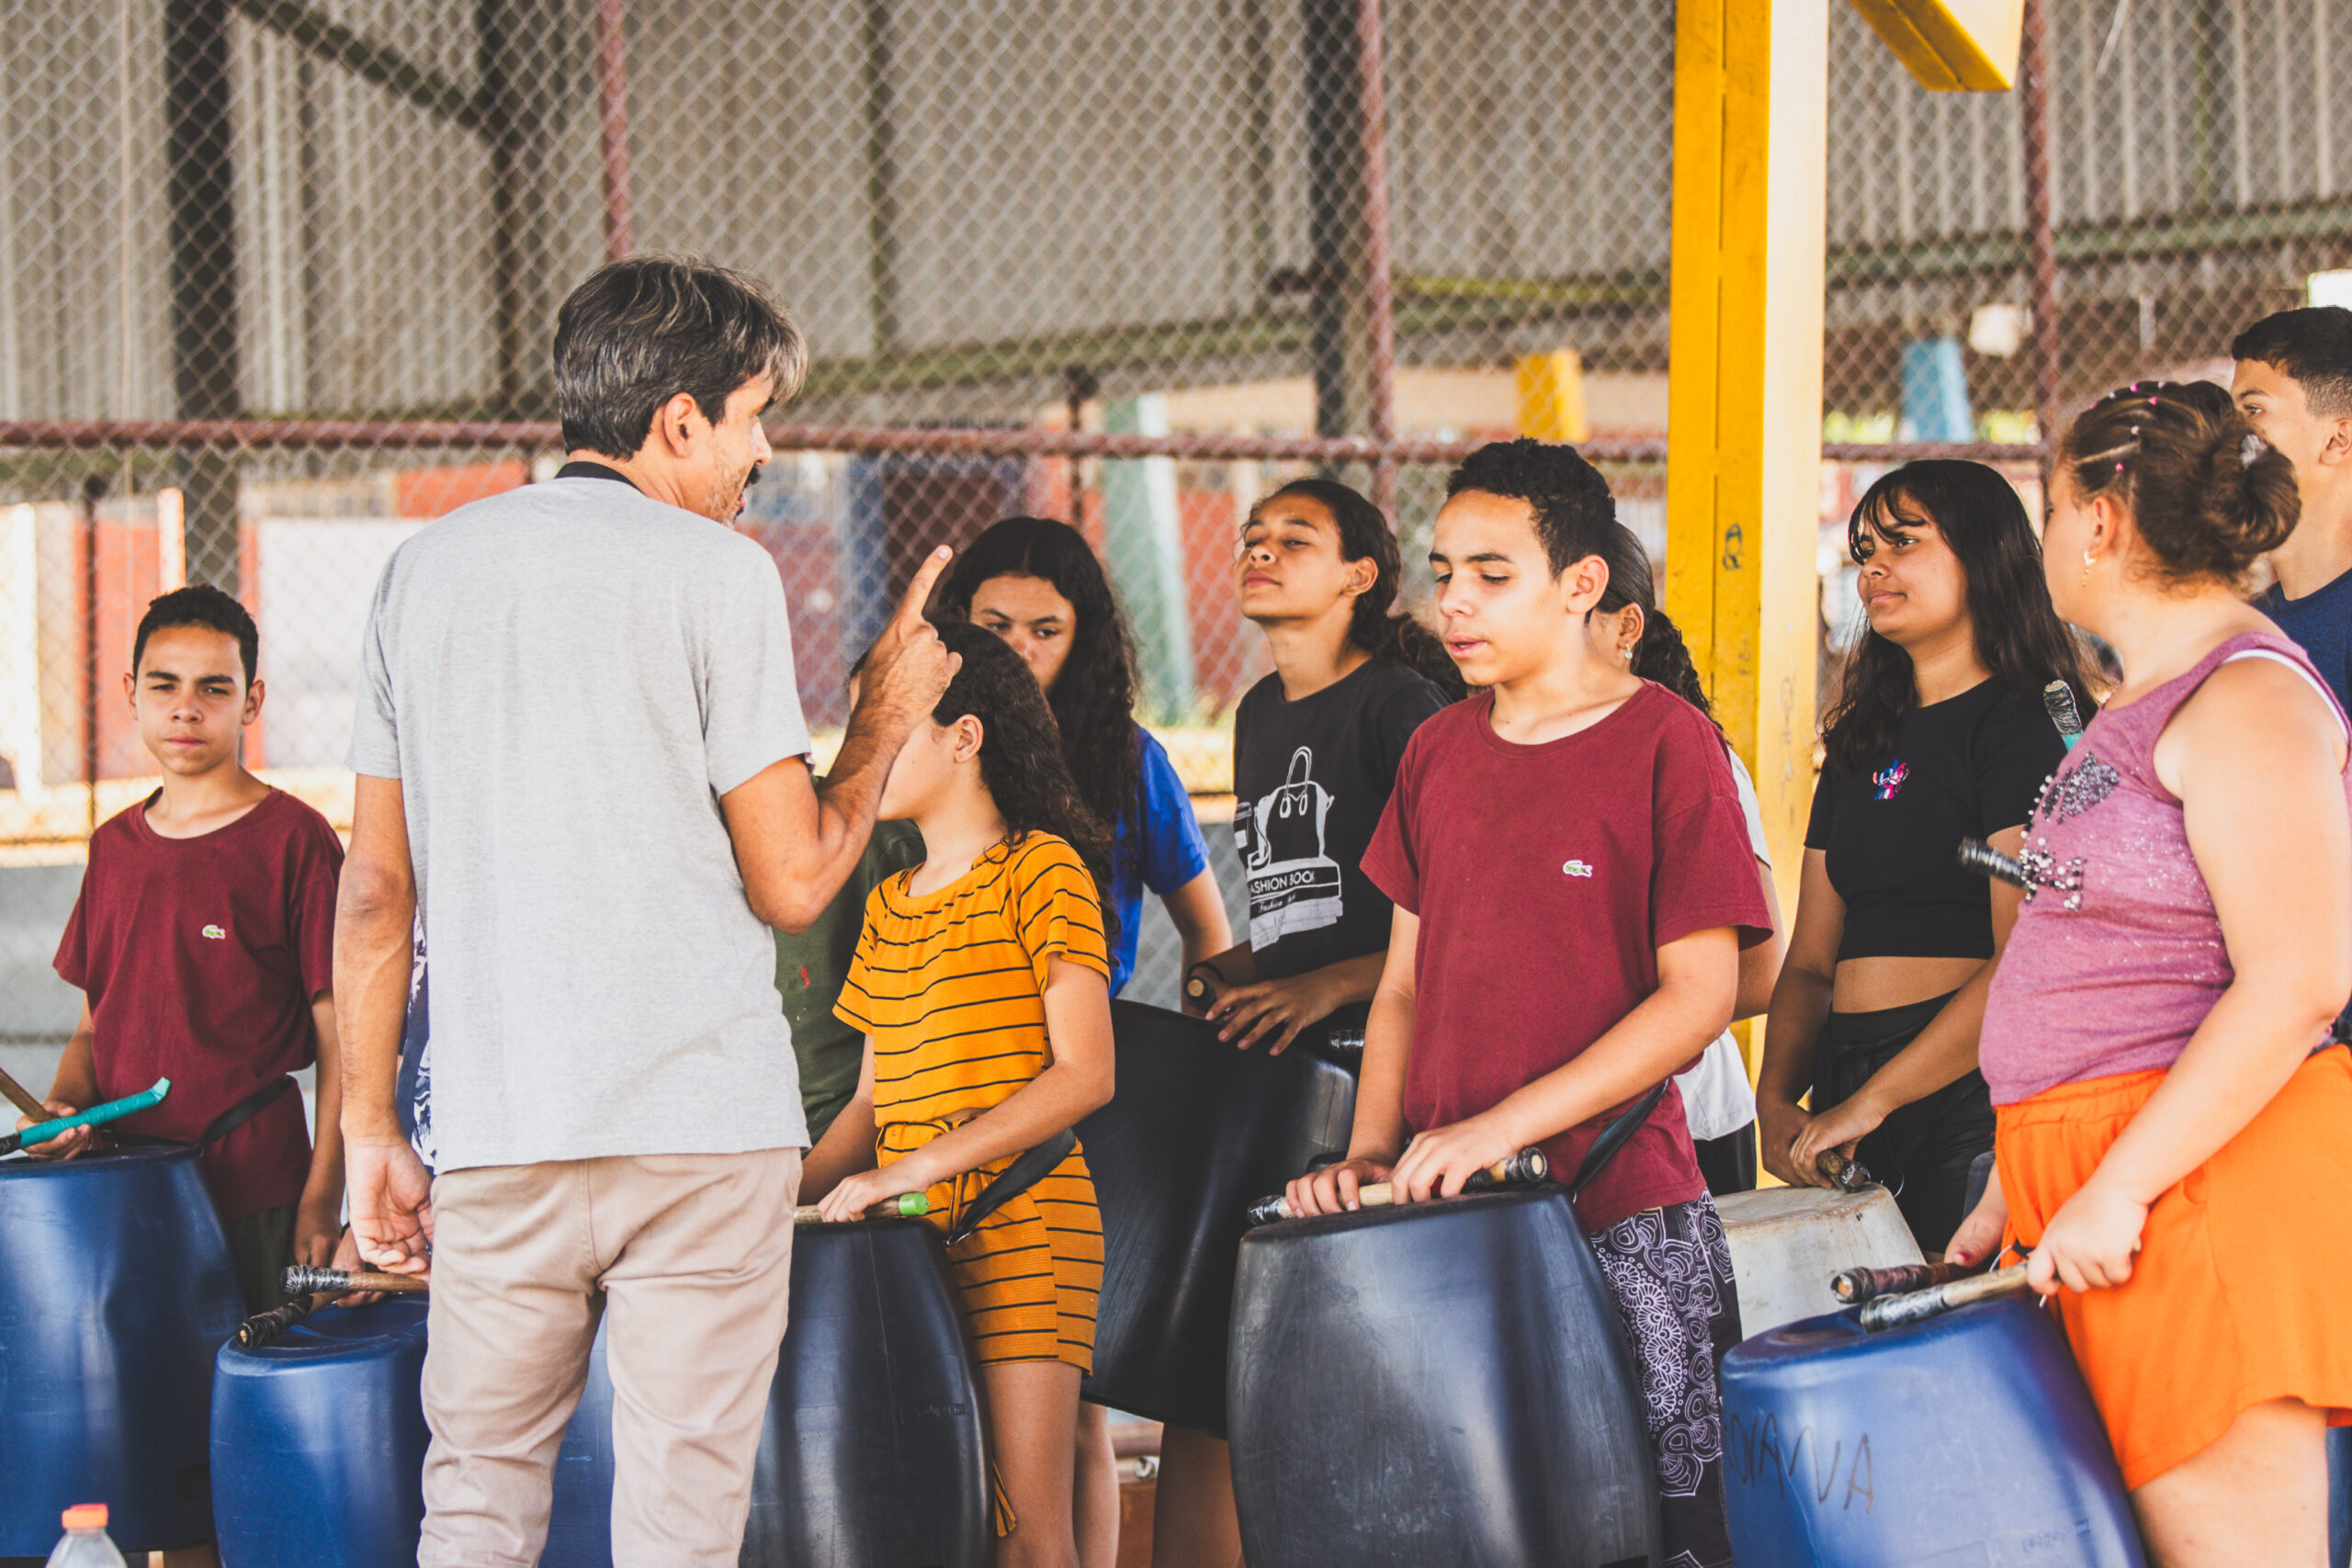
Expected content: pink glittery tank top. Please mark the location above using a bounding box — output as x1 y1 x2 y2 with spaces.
1978 630 2352 1104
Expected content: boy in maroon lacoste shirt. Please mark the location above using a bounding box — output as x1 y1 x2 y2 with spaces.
28 586 346 1321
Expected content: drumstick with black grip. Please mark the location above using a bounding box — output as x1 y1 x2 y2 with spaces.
1244 1148 1550 1227
235 1290 349 1348
1957 837 2029 889
283 1265 428 1296
1831 1260 1972 1304
1857 1263 2031 1331
2043 680 2086 749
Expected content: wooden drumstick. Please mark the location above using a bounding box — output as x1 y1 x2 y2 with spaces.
794 1192 931 1224
1857 1263 2031 1331
1245 1147 1551 1227
0 1064 50 1122
282 1265 427 1296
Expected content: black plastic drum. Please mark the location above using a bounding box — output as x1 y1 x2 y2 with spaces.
541 1217 988 1568
1227 1188 1659 1568
1077 999 1353 1436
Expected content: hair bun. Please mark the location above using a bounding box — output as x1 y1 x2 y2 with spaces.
2189 415 2298 570
2062 379 2297 582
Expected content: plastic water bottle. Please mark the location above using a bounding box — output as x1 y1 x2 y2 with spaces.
43 1504 127 1567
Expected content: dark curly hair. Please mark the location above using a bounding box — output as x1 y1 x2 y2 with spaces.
2059 379 2301 586
935 518 1144 874
926 617 1118 947
1585 521 1712 719
1822 459 2093 775
1443 437 1620 576
1251 478 1465 698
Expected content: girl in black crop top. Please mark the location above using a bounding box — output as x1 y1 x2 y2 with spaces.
1756 460 2088 1250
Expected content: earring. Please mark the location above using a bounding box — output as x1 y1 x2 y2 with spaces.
2081 548 2097 587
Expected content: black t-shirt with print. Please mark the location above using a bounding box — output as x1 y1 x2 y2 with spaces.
1805 677 2069 964
1233 659 1453 1015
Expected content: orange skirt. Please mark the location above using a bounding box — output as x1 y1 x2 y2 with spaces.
1996 1047 2352 1489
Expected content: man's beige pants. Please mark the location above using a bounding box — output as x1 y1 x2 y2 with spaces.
416 1149 800 1567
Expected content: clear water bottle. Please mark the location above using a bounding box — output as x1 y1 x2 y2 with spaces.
44 1504 127 1568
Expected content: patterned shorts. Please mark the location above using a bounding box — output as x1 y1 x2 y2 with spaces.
1589 1193 1743 1568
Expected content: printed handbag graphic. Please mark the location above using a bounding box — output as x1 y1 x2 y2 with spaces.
1239 746 1345 941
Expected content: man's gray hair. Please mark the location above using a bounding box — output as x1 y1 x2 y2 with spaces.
553 254 808 459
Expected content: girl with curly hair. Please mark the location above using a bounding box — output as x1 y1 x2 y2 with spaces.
1578 522 1786 1198
804 618 1118 1568
1755 458 2089 1252
937 518 1231 999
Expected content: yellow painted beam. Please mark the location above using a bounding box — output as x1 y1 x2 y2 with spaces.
1666 0 1827 1069
1848 0 2022 91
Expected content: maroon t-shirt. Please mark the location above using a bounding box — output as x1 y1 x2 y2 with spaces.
1361 684 1772 1230
53 787 341 1219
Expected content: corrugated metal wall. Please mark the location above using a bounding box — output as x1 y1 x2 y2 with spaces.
8 0 2352 427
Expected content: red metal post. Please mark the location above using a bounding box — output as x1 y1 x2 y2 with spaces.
595 0 636 262
2019 0 2061 458
80 477 103 834
1356 0 1399 515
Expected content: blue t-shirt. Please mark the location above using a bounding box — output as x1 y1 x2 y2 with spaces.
2256 569 2352 718
1107 728 1211 993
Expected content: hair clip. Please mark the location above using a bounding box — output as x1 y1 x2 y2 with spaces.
2242 433 2268 465
2115 461 2125 472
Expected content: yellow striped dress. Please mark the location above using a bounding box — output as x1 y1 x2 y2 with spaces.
835 831 1108 1371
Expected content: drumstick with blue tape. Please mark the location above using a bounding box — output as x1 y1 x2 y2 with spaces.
0 1077 169 1156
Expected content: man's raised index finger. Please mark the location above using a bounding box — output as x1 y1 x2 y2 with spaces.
896 545 953 622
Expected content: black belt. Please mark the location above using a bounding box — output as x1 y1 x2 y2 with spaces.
114 1075 298 1150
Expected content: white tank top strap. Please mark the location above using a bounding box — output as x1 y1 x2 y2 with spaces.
2222 648 2351 737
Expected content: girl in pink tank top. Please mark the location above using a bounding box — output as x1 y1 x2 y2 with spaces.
1948 381 2352 1558
1978 628 2352 1101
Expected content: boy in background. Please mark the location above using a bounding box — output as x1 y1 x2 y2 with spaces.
2233 306 2352 713
1287 441 1770 1568
25 586 347 1317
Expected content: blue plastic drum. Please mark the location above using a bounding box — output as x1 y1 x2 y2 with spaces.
1720 1296 2146 1567
211 1300 430 1567
543 1218 988 1568
0 1145 244 1554
1227 1188 1661 1568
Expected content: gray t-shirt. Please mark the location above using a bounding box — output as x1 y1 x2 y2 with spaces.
349 476 813 1170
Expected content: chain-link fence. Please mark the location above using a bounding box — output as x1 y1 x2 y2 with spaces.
0 0 2343 1048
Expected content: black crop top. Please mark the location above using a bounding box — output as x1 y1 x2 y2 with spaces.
1804 679 2069 962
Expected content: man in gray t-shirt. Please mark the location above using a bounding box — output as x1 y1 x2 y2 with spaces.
334 256 956 1565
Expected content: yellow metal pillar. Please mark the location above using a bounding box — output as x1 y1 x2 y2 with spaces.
1665 0 1828 927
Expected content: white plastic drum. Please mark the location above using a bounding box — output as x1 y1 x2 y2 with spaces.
1713 1184 1923 1336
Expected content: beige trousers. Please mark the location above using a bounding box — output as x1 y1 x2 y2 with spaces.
416 1148 800 1567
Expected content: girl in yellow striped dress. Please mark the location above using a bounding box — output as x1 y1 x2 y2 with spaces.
807 618 1116 1568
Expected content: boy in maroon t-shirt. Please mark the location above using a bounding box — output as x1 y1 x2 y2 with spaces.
1286 441 1771 1568
26 586 346 1320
